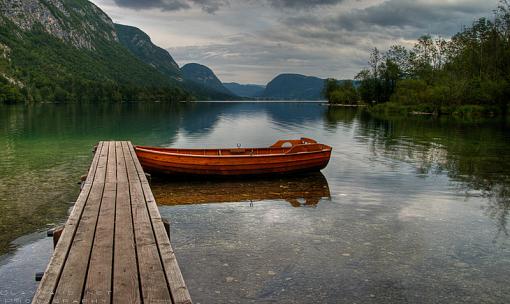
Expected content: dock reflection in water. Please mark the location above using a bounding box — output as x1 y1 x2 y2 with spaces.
151 172 331 208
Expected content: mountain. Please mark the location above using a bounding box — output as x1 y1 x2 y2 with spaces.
223 82 265 98
260 74 326 100
114 24 235 100
115 23 181 80
0 0 191 103
181 63 235 97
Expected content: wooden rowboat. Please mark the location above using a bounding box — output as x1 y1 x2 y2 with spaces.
135 138 332 177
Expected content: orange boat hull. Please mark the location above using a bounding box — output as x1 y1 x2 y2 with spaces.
135 138 332 177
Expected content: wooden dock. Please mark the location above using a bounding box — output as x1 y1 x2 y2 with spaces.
32 141 192 304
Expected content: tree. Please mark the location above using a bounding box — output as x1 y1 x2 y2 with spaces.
328 81 359 104
385 45 411 78
355 69 377 103
0 84 24 103
323 78 340 101
324 79 359 104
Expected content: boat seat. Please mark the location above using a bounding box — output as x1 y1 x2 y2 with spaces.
270 138 317 148
230 148 246 154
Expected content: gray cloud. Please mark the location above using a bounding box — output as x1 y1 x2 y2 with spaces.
113 0 189 11
285 0 496 39
169 33 366 84
266 0 345 9
276 0 497 57
335 0 493 35
113 0 345 13
113 0 229 13
96 0 499 83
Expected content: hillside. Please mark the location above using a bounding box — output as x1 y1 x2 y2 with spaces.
181 63 235 97
223 82 265 98
0 0 190 103
115 23 182 80
114 26 234 101
260 74 325 100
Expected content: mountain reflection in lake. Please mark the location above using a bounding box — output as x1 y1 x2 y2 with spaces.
0 102 510 303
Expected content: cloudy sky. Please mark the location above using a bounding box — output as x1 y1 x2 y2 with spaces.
91 0 498 84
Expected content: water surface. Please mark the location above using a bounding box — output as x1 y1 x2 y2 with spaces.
0 102 509 303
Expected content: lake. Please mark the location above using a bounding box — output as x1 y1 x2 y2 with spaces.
0 102 509 303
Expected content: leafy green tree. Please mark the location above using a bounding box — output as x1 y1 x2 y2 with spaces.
351 0 510 115
327 81 359 104
355 69 377 103
323 78 340 101
0 83 23 103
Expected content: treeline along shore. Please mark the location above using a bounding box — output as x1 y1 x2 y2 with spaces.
325 1 510 118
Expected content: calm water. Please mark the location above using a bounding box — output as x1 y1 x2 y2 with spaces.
0 102 509 303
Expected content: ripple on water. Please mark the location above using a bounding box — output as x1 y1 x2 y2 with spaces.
0 103 509 303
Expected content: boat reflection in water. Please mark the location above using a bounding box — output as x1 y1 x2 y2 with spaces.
151 172 331 208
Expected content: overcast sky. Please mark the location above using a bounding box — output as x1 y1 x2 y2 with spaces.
91 0 498 84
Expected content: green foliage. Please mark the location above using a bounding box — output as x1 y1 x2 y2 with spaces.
0 82 24 104
389 79 428 105
325 80 359 104
323 78 339 101
452 105 490 117
349 0 510 116
0 7 192 103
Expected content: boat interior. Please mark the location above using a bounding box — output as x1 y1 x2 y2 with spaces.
136 138 331 156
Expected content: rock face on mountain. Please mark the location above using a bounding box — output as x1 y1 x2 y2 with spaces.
223 82 265 98
0 0 118 50
260 74 325 100
181 63 235 96
0 0 192 102
115 24 181 80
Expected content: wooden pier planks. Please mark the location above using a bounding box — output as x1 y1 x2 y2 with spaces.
112 141 141 304
127 143 192 304
32 141 192 304
83 141 117 303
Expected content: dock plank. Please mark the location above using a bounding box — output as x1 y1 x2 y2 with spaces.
32 142 105 304
128 143 192 304
123 142 173 304
32 141 191 304
83 141 117 303
113 141 141 303
53 141 109 302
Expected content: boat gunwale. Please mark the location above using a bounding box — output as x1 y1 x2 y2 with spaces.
135 145 332 159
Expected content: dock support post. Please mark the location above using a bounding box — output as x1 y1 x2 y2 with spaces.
47 226 64 249
35 272 44 282
53 226 64 248
163 218 170 241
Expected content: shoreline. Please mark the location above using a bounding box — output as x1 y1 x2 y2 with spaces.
324 101 508 119
322 103 367 107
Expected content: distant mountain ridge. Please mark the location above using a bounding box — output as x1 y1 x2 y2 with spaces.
181 63 235 97
114 25 235 100
260 74 326 100
223 82 265 98
115 24 181 80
